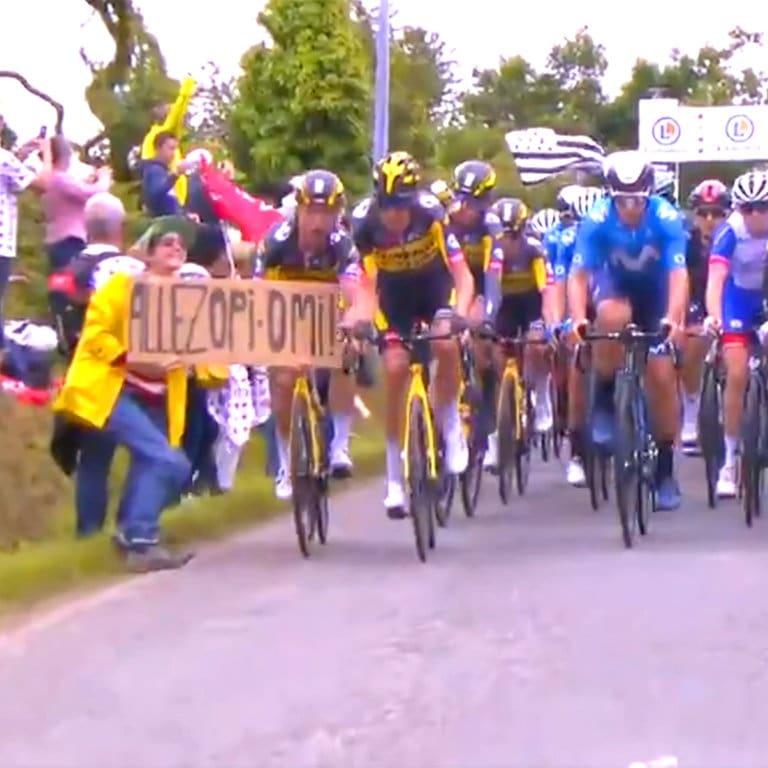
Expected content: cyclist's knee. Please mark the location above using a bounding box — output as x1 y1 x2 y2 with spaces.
381 344 409 382
646 355 676 388
723 344 749 388
595 298 631 330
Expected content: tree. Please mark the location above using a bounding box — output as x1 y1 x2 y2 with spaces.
230 0 372 193
188 62 237 149
80 0 179 179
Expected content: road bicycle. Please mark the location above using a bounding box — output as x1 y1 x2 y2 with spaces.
400 312 465 561
741 341 768 526
697 333 725 510
582 324 665 548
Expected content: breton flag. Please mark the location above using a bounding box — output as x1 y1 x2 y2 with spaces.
505 127 678 193
505 128 605 186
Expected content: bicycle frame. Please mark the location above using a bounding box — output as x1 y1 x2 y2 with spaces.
290 370 325 477
403 358 439 484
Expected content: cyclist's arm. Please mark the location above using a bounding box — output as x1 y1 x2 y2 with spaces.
567 218 601 324
542 260 558 326
482 217 505 322
439 223 473 316
706 222 735 324
338 241 375 322
660 218 689 326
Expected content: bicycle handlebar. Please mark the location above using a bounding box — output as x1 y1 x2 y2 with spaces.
580 324 668 346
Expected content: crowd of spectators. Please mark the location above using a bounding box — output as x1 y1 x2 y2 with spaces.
2 82 287 573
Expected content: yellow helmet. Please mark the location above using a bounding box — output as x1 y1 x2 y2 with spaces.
373 151 420 203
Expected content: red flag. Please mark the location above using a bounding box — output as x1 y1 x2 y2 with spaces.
198 162 283 242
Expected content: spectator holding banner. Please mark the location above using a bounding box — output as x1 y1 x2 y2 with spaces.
141 132 199 217
53 216 227 572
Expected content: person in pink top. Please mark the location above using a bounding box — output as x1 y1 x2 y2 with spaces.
42 136 112 273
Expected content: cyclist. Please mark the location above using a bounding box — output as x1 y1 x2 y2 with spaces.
528 208 560 242
568 150 688 511
704 170 768 498
483 196 553 469
254 170 374 499
679 179 731 454
549 186 604 486
351 151 474 517
430 179 454 208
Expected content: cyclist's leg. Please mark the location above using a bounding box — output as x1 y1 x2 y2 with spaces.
565 300 593 486
268 366 301 499
680 299 708 449
521 291 552 432
377 285 415 514
484 296 520 469
431 278 466 474
637 285 680 509
591 270 632 443
328 367 356 474
717 287 761 496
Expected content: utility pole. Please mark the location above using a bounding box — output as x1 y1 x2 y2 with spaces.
372 0 390 163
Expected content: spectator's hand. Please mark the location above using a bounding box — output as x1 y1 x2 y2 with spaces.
187 212 201 223
177 157 198 174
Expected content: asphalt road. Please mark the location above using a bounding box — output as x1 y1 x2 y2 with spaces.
1 453 768 768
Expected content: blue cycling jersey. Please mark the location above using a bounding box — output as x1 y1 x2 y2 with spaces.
549 222 578 282
571 195 687 282
710 211 768 333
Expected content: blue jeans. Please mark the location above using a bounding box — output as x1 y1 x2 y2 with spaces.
182 381 219 493
99 389 190 547
258 415 279 478
0 258 12 349
75 430 117 537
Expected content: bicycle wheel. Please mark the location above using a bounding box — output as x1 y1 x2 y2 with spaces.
289 389 317 558
698 361 723 509
584 369 602 511
516 386 533 495
636 396 656 537
743 370 763 527
460 408 484 516
435 448 456 529
553 350 568 460
405 393 435 561
497 372 517 505
614 371 640 548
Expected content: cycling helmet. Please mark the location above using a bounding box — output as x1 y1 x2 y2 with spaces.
491 197 530 233
430 179 454 207
603 150 654 197
688 179 730 210
555 184 582 214
573 186 603 219
373 151 420 203
452 160 496 200
295 169 345 207
730 171 768 205
528 208 559 238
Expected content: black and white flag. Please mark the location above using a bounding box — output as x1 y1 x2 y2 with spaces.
505 128 605 186
505 127 678 192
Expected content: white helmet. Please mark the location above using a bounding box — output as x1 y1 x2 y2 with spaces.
528 208 560 238
731 170 768 205
573 186 604 219
603 150 654 197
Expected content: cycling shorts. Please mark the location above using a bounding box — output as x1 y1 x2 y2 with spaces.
494 290 542 338
722 283 763 344
376 270 454 339
592 269 665 332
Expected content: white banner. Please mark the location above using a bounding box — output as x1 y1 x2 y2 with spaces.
638 98 768 162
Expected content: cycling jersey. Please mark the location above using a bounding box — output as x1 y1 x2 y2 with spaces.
550 223 578 283
684 220 709 323
253 217 360 283
710 212 768 336
499 235 548 295
450 209 504 295
572 195 687 329
351 192 464 336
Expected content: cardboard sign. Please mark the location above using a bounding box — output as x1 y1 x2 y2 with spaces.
128 278 341 367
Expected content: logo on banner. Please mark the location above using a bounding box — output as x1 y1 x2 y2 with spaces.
651 117 681 146
725 114 754 143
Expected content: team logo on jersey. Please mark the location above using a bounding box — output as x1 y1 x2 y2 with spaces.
609 245 660 272
725 114 755 144
651 117 681 146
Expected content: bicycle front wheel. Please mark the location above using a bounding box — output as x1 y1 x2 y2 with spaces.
405 394 436 561
742 371 764 527
698 361 723 509
496 372 518 505
289 389 319 557
614 372 640 549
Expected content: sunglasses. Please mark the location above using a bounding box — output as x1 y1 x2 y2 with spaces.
739 201 768 215
613 195 648 210
694 206 727 219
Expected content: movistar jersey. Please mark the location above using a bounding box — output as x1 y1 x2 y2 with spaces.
549 222 578 283
572 195 687 281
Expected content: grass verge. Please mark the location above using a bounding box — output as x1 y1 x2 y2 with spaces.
0 406 384 614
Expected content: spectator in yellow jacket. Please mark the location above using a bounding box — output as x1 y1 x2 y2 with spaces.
54 216 226 572
140 76 196 206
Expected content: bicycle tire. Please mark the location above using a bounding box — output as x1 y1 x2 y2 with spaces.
614 371 640 548
636 396 656 537
435 467 456 527
698 361 723 509
497 372 517 505
289 389 316 558
743 370 763 527
516 385 533 495
405 393 434 561
553 351 568 460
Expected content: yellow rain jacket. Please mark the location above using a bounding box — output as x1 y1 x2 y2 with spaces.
140 76 196 205
53 272 227 447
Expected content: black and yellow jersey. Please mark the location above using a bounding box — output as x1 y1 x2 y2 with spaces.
253 217 361 283
498 235 549 295
450 209 504 293
350 192 464 282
